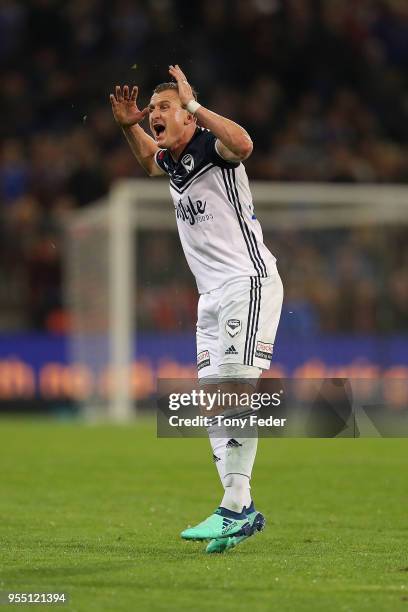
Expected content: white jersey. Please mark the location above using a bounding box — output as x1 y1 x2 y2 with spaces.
154 127 276 294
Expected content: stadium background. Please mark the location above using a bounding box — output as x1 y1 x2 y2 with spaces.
0 0 408 407
1 3 408 611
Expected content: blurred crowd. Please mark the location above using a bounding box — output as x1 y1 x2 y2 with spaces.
137 226 408 334
0 0 407 333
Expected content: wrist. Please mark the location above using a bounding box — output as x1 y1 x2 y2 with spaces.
122 122 140 131
185 99 201 114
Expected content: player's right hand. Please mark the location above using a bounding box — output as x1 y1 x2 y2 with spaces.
110 85 149 127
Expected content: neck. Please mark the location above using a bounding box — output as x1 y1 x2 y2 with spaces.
170 126 196 161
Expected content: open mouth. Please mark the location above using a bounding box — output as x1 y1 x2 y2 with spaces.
153 124 166 139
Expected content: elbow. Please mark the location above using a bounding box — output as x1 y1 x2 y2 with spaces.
238 137 253 161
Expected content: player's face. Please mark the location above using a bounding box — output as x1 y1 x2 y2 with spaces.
149 89 190 149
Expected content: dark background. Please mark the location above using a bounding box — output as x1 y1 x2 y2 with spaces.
1 0 408 336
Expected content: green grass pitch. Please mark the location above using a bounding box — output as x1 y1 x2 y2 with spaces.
1 419 407 611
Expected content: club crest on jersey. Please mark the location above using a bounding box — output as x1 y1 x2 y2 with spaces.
225 319 241 337
181 154 194 173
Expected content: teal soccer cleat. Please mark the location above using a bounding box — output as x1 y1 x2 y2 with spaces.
206 502 265 553
181 507 251 541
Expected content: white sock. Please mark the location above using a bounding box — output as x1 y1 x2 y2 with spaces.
207 423 258 514
221 473 251 513
221 435 257 512
207 427 227 483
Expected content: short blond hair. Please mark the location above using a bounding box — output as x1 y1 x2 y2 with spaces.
153 82 198 100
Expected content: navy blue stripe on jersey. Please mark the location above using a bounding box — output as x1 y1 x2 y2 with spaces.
244 277 261 365
221 168 260 275
226 168 267 277
222 169 264 277
231 170 267 277
170 163 215 194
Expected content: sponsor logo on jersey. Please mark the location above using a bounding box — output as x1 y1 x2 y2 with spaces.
255 340 273 361
225 345 238 355
225 319 242 337
197 349 210 371
181 154 194 173
175 196 213 225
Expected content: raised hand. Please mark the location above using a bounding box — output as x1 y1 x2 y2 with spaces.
110 85 149 127
168 65 194 108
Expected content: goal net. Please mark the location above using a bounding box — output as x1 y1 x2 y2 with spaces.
63 179 408 421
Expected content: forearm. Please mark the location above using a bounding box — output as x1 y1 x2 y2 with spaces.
195 106 253 159
121 124 160 175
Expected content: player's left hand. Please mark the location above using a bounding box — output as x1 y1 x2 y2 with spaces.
169 64 194 108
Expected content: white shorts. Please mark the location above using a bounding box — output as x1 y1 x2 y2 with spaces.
196 267 283 379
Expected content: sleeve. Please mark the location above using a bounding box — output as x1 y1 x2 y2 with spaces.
204 131 240 169
154 149 170 174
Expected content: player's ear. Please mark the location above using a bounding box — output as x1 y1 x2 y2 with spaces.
184 111 196 125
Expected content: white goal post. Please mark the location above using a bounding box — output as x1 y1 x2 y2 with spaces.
63 179 408 422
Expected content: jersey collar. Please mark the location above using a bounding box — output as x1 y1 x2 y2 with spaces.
169 127 202 164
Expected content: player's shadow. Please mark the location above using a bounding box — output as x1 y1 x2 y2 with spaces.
3 560 134 583
3 541 201 585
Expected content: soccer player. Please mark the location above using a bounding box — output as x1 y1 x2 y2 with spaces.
110 65 283 553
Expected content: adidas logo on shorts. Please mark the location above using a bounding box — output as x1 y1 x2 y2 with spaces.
225 345 238 355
